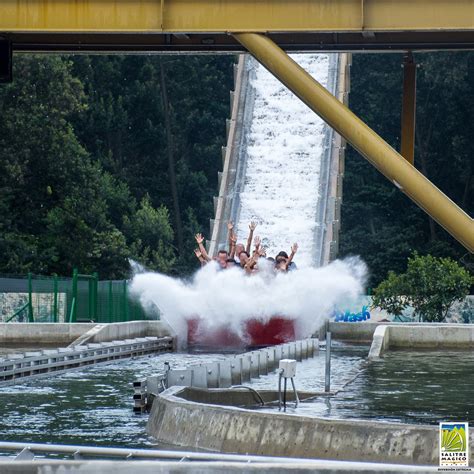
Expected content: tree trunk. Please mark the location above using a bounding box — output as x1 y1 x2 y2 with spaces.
159 58 184 255
461 169 472 210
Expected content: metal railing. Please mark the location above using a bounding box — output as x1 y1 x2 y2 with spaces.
0 336 173 387
0 441 432 471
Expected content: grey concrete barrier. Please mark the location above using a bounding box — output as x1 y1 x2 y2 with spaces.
167 369 193 387
219 360 232 388
206 362 220 388
240 354 251 382
147 386 470 466
368 323 474 360
230 357 242 385
191 365 208 389
249 352 260 378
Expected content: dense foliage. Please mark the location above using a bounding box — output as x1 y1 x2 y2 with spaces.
0 55 234 278
0 51 472 283
372 253 473 322
340 52 473 287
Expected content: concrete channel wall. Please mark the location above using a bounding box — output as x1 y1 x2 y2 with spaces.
368 323 474 360
208 54 249 257
147 385 465 466
0 322 95 345
0 320 174 346
328 321 383 342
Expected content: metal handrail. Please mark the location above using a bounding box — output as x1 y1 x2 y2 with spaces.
0 441 431 471
0 441 320 464
5 303 28 323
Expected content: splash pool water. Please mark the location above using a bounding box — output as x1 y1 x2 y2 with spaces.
1 344 472 456
0 353 231 449
250 348 474 425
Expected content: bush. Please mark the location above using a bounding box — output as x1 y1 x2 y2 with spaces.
372 253 473 322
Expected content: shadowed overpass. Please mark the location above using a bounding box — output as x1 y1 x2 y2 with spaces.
1 0 473 52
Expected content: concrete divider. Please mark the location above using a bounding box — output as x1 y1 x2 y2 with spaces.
74 321 175 346
368 323 474 360
147 386 464 466
0 323 95 345
328 322 385 342
0 321 175 348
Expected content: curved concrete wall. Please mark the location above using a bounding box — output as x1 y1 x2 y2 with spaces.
368 323 474 360
147 386 462 466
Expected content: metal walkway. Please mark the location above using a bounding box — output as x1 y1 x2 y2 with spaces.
0 336 173 387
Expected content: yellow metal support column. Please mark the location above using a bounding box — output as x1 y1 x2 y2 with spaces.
401 52 417 165
234 33 474 253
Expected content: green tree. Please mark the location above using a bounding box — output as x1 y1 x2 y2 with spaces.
124 196 176 273
340 52 473 287
373 253 473 322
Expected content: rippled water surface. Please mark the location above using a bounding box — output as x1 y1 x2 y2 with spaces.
1 345 472 454
0 352 230 449
255 349 474 425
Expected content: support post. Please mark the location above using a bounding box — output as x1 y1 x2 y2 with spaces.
53 276 58 323
325 331 331 393
123 280 128 321
27 272 34 323
92 272 98 322
108 280 113 323
401 52 417 165
233 33 474 252
71 268 78 323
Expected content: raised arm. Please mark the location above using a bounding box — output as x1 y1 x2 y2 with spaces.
194 248 207 267
244 243 266 274
229 231 238 260
227 221 234 254
246 221 257 254
194 233 211 262
285 243 298 269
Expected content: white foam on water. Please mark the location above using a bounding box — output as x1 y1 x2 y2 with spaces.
130 257 367 345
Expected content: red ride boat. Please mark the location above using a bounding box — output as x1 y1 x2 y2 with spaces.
187 316 295 350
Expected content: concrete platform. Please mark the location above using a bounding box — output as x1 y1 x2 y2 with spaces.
368 323 474 359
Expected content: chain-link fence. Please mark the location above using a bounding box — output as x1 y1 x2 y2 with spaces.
0 271 153 323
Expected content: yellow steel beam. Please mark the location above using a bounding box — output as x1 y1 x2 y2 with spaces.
401 53 417 166
234 33 474 252
1 0 473 33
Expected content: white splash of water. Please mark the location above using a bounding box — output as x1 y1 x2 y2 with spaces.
130 257 367 346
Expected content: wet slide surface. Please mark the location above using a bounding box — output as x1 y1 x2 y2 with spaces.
235 54 333 267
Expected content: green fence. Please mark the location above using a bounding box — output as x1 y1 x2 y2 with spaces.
0 270 153 323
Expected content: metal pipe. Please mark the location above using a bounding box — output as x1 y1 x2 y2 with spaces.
325 331 331 393
0 441 328 464
290 377 299 407
231 385 265 406
278 371 283 410
233 33 474 252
